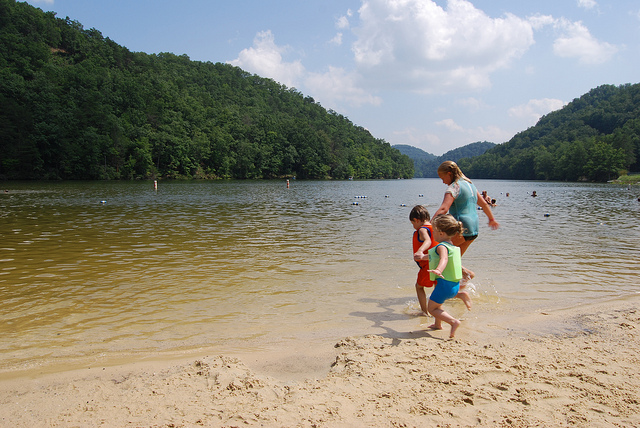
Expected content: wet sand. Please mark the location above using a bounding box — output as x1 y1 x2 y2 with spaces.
1 295 639 427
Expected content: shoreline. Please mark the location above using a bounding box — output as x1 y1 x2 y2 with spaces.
1 295 639 427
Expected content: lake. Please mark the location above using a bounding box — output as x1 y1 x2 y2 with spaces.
1 179 639 377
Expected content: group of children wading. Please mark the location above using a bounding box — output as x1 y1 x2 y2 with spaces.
410 161 500 338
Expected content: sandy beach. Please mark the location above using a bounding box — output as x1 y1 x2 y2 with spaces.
1 295 639 427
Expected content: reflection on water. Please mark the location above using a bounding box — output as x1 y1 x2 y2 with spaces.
0 179 639 375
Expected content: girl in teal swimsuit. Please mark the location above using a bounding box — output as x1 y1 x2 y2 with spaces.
433 161 499 256
433 161 499 287
427 215 468 338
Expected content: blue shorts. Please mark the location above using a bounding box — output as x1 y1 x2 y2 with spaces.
429 278 460 304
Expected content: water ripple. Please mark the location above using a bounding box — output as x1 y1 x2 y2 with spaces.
0 180 638 375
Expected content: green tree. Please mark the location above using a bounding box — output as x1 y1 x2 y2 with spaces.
584 140 626 182
533 147 556 180
0 0 414 180
556 140 587 181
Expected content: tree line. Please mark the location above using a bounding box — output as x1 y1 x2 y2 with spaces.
0 0 414 180
458 83 640 182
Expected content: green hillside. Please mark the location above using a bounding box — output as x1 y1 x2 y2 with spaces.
0 0 413 180
459 83 640 182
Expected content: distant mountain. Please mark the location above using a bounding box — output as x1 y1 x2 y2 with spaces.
392 144 437 161
394 141 496 178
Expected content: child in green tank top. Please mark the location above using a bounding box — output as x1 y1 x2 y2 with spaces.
427 214 469 338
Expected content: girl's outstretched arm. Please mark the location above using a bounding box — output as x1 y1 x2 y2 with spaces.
476 190 499 229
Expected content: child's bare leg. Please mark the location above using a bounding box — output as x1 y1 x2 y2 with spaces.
456 290 472 310
426 298 443 330
415 283 428 315
459 266 473 310
456 238 473 256
449 318 461 338
427 319 443 330
462 266 475 281
428 300 461 338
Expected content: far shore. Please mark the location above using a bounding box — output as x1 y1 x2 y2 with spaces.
613 173 640 184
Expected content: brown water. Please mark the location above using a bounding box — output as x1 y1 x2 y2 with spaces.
1 179 639 377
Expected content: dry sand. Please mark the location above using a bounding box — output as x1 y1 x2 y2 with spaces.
1 296 639 427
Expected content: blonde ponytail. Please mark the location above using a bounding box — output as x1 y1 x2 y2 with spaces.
432 214 466 237
437 161 472 183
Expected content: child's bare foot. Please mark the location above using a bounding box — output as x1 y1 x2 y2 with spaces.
427 323 443 330
457 291 472 310
449 319 461 338
462 266 475 280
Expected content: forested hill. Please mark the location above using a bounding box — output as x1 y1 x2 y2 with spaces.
394 142 496 178
459 83 640 182
0 0 413 180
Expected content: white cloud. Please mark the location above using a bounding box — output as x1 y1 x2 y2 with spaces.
330 32 343 46
528 15 618 65
305 66 382 108
336 15 350 30
528 14 556 30
332 10 354 46
456 97 486 111
552 19 618 64
436 119 512 144
228 30 305 89
351 0 535 93
436 118 465 133
230 30 380 108
577 0 597 10
508 98 566 124
473 124 513 143
346 0 617 93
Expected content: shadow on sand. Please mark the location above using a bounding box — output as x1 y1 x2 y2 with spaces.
350 296 445 346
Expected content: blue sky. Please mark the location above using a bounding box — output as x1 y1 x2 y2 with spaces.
26 0 640 155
